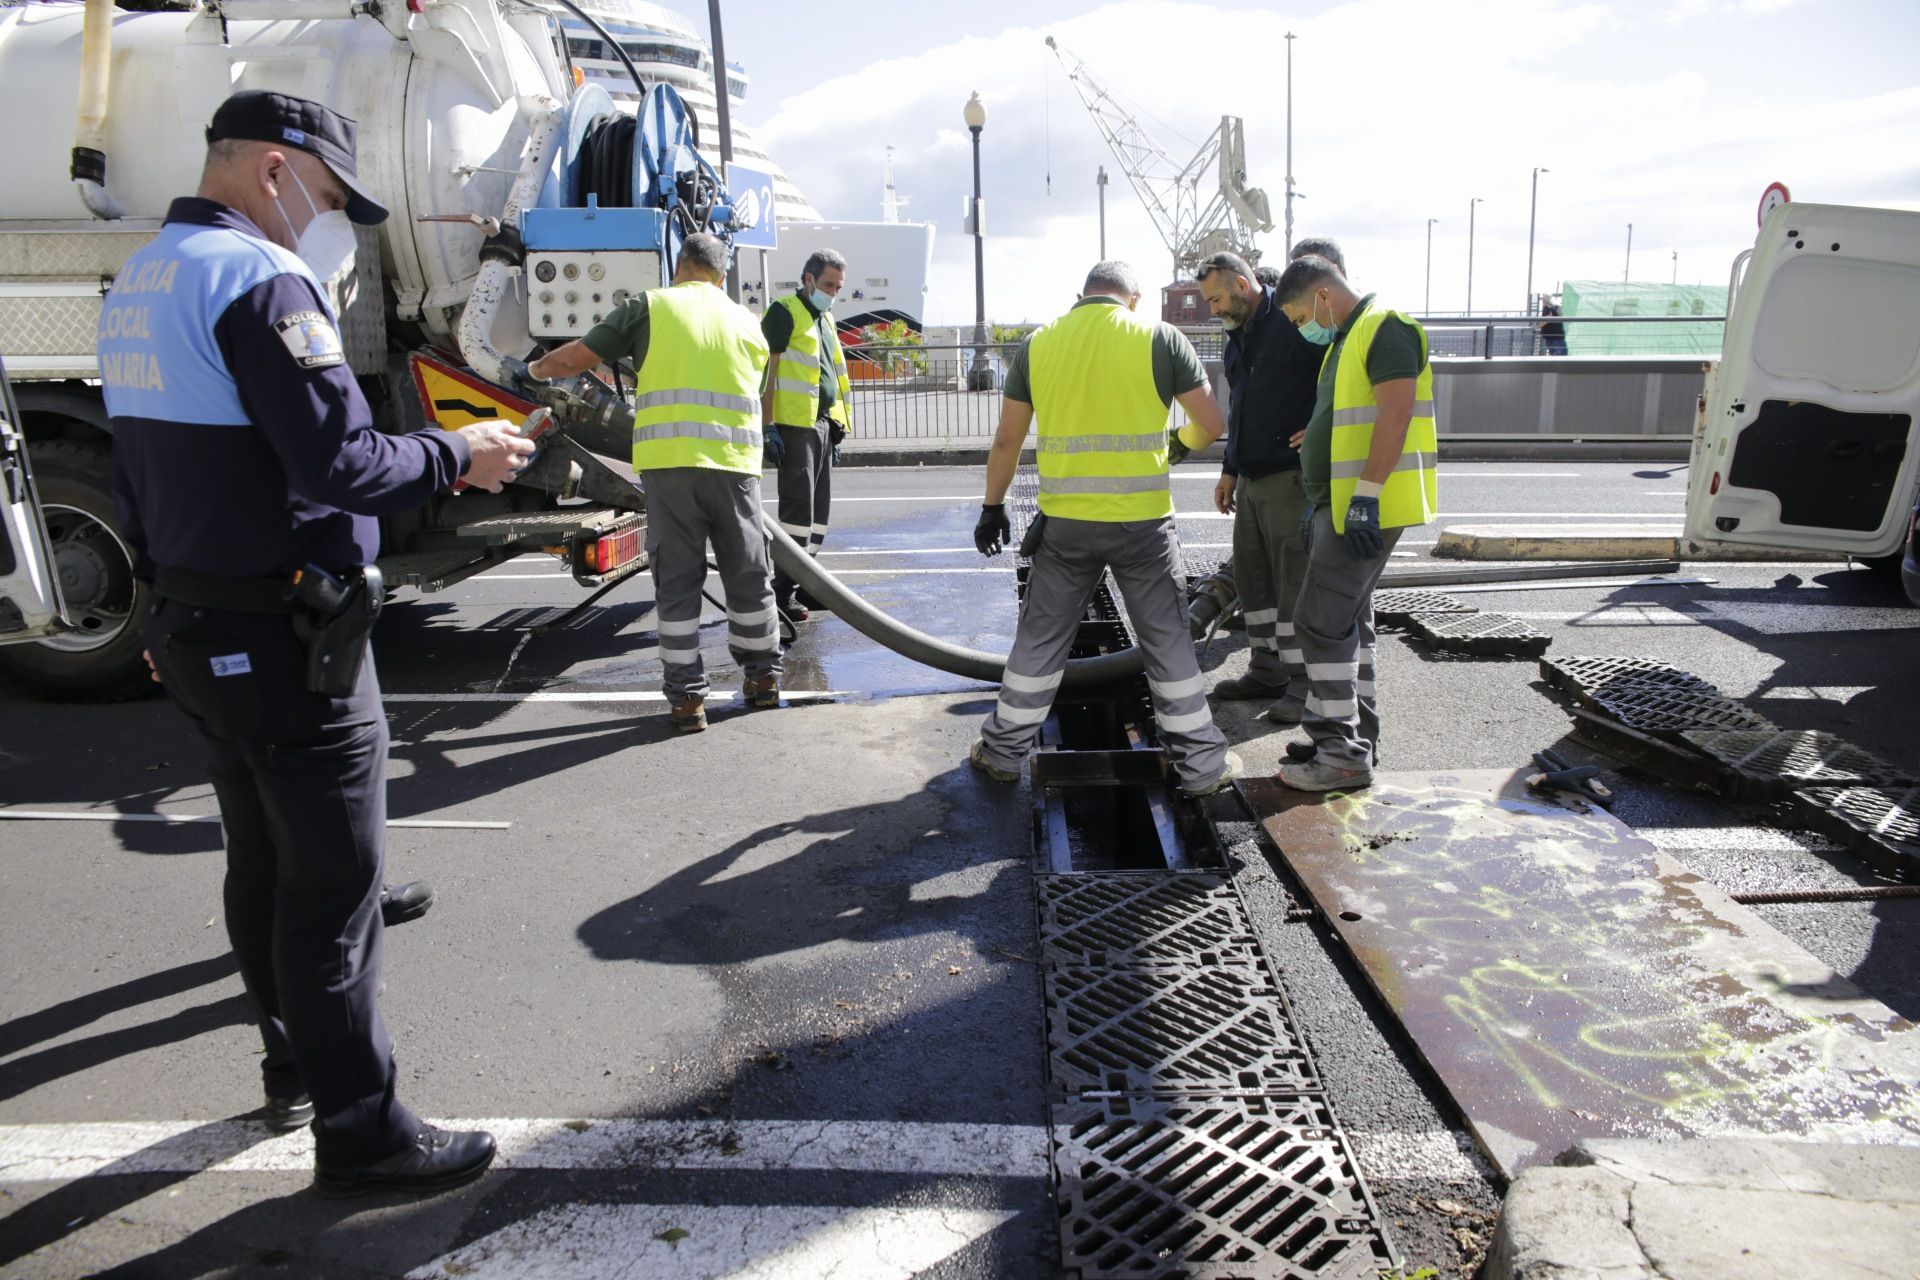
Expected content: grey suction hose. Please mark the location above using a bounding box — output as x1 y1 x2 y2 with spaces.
762 518 1145 689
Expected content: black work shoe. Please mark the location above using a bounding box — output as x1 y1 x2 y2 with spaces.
263 1093 314 1132
380 881 434 928
793 586 831 613
1212 673 1287 701
778 598 810 623
313 1125 497 1199
1284 738 1379 768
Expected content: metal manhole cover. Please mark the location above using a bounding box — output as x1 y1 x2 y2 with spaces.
1791 786 1920 882
1053 1094 1393 1279
1682 729 1915 800
1373 589 1476 630
1036 874 1260 967
1044 965 1317 1097
1589 683 1774 738
1540 655 1717 701
1407 611 1551 657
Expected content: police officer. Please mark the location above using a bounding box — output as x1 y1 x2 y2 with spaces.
523 233 780 732
102 90 527 1196
968 260 1241 795
760 248 852 621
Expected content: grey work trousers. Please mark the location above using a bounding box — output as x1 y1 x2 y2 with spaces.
772 421 831 605
643 466 781 700
1231 469 1310 694
1294 507 1402 768
979 515 1231 791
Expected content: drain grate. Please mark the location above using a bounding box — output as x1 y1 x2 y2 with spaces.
1045 964 1318 1097
1373 589 1476 630
1407 611 1551 658
1589 683 1774 738
1681 729 1915 801
1037 874 1260 967
1540 655 1718 703
1790 786 1920 883
1053 1093 1393 1280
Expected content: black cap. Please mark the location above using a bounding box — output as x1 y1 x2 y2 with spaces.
206 90 388 226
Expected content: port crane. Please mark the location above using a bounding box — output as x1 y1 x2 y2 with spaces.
1046 35 1274 279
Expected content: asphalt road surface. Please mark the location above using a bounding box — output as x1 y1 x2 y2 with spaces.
1 460 1915 1278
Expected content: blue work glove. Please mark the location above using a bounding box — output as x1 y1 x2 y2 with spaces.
499 355 547 398
1342 495 1385 560
1299 504 1315 554
762 424 785 468
974 503 1012 557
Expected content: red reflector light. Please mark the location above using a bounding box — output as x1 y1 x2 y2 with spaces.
1709 472 1721 496
589 528 642 574
407 0 424 11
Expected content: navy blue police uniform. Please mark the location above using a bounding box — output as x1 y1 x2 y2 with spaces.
99 91 484 1187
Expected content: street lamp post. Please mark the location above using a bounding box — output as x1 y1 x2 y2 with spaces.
707 0 739 299
1283 31 1296 255
1624 222 1633 282
1526 166 1547 314
1466 197 1483 315
1097 166 1108 259
964 92 993 391
1671 249 1678 285
1424 217 1437 313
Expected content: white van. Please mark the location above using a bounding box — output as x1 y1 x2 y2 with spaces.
1683 201 1920 603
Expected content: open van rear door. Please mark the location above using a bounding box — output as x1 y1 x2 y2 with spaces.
0 356 69 643
1684 202 1920 559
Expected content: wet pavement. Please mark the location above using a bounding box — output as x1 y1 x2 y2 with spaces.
2 460 1917 1277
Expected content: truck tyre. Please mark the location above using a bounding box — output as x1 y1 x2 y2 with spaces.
0 440 154 702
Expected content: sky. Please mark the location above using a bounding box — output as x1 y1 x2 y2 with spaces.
701 0 1920 324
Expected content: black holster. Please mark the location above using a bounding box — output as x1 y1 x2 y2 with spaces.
288 565 383 697
1018 512 1049 559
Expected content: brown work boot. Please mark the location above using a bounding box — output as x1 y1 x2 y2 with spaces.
670 695 707 733
744 675 780 709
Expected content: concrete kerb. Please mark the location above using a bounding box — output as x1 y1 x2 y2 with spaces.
1435 529 1850 562
1481 1137 1920 1280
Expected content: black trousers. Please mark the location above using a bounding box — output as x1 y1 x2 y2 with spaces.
771 421 832 604
144 595 417 1167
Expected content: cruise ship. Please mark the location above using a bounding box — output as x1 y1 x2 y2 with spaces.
551 0 936 335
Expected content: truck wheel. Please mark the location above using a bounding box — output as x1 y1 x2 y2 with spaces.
0 440 155 701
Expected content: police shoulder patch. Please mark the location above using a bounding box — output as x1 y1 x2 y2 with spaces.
274 310 345 370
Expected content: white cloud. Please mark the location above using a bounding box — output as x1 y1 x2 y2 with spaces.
748 0 1920 322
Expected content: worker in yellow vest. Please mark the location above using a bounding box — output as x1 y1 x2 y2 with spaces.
523 234 779 732
1273 254 1438 790
969 260 1241 795
760 248 852 621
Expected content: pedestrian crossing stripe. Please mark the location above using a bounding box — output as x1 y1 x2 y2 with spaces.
409 350 538 431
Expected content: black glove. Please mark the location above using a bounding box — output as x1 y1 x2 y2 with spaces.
974 503 1012 557
1342 495 1385 560
1166 426 1191 466
828 421 847 467
1299 505 1315 554
763 424 785 467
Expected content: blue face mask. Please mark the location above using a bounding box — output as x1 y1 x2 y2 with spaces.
808 286 834 313
1297 292 1335 345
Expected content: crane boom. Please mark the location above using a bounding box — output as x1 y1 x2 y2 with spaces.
1046 35 1272 279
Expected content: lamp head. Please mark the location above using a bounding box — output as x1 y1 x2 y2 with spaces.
963 92 987 131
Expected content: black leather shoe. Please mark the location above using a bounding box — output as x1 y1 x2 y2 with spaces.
313 1125 496 1199
263 1092 314 1132
778 597 810 623
793 586 830 613
380 881 434 928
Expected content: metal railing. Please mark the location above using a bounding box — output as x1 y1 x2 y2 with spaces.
1414 313 1724 359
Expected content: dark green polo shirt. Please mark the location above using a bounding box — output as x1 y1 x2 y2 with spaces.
1002 297 1207 406
1299 295 1427 506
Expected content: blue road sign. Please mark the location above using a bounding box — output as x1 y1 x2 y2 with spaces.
726 162 778 249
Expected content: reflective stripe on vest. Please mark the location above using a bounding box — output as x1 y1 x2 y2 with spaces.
769 294 851 430
631 281 770 474
1326 305 1439 533
1029 302 1172 522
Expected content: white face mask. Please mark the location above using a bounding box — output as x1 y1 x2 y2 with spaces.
275 165 358 291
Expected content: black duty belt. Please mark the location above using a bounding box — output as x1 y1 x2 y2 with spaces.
155 566 303 614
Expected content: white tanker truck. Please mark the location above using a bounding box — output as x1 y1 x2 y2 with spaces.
0 0 742 698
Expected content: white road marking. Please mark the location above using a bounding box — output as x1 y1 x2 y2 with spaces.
1494 604 1920 631
1633 826 1843 855
0 809 508 830
1414 576 1714 594
0 1118 1049 1182
826 568 1016 575
1347 1129 1491 1183
380 691 848 703
407 1203 1018 1280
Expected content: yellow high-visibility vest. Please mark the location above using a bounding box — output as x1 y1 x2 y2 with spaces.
1030 301 1172 522
768 294 851 431
631 281 769 474
1325 305 1439 532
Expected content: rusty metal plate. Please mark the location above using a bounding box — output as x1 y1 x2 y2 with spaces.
1241 770 1920 1178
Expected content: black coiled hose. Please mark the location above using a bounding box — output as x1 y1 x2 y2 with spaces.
575 113 637 209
